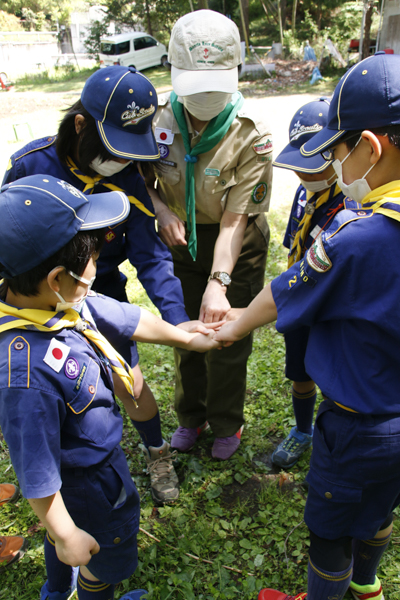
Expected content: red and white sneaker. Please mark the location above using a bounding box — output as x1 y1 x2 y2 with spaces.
258 590 307 600
212 425 244 460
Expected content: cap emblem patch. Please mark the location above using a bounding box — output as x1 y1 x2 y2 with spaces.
290 121 323 142
121 102 155 127
57 180 84 198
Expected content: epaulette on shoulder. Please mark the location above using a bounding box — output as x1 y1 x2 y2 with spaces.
157 92 171 107
13 136 56 162
327 208 373 240
236 107 271 135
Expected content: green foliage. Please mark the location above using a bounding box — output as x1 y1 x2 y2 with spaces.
83 18 110 60
0 10 23 31
15 64 96 86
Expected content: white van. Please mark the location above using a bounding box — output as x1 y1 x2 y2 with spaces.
99 32 168 71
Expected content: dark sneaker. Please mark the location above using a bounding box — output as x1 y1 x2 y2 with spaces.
170 422 209 452
271 427 312 469
0 535 27 570
212 426 244 460
142 441 179 505
258 589 307 599
349 576 384 600
0 483 20 506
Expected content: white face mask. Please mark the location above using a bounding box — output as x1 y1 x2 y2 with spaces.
90 156 132 177
332 136 375 202
299 172 337 193
54 269 95 313
182 92 233 122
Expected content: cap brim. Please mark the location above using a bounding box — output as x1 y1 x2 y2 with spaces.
273 142 332 173
96 121 160 161
80 190 130 230
171 65 238 95
300 127 347 157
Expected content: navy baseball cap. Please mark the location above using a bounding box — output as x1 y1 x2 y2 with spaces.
0 175 130 278
273 97 331 173
301 53 400 157
81 66 160 161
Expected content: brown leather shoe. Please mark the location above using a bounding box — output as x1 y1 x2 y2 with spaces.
0 483 20 506
0 535 27 569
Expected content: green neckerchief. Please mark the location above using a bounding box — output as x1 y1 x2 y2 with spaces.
170 91 244 260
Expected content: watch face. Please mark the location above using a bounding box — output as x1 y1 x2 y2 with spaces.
219 272 231 285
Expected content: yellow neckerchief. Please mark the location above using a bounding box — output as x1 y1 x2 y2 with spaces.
288 184 342 268
0 303 137 406
361 180 400 222
66 157 154 217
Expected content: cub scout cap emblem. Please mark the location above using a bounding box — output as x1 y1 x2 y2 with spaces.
81 66 159 161
44 339 71 373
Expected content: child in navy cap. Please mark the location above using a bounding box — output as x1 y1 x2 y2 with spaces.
2 65 194 506
271 98 347 469
0 175 219 600
215 52 400 600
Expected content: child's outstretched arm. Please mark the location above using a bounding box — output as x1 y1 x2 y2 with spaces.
29 492 100 567
215 283 277 344
132 308 222 352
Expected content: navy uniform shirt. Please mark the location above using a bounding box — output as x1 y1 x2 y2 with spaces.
272 208 400 415
0 293 140 499
283 184 346 255
3 138 188 326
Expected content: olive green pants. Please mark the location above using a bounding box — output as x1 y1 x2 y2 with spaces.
170 214 270 438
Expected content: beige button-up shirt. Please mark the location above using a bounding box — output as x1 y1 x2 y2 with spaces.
153 93 273 225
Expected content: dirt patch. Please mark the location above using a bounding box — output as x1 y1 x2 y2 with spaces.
0 90 78 119
240 58 316 96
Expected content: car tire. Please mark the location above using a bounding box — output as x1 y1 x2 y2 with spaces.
161 55 169 68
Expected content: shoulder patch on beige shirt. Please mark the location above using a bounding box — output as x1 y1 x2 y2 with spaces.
253 135 273 155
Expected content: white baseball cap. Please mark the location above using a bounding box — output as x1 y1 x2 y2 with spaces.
169 10 241 96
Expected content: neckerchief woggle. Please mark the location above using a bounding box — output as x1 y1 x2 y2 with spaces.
66 157 154 217
288 183 342 268
0 303 137 407
170 91 244 260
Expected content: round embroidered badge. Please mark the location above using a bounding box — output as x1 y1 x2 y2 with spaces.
65 357 80 379
158 143 169 159
252 182 268 204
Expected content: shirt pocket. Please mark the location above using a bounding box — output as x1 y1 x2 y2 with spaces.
202 167 237 196
157 167 181 186
66 358 110 445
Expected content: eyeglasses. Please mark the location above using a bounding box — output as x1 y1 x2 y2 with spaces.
68 270 96 287
320 132 361 162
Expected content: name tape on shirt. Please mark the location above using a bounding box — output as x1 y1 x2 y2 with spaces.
155 128 174 145
306 236 332 273
44 338 71 372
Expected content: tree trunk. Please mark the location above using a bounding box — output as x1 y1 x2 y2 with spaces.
292 0 297 33
145 0 152 36
197 0 209 8
362 2 374 59
280 0 286 30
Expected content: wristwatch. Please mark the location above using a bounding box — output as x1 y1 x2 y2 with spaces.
208 271 232 287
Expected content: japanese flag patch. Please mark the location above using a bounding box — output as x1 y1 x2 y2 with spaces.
44 338 71 372
306 236 332 273
155 127 174 145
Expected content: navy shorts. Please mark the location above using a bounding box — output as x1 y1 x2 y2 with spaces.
304 400 400 540
284 326 312 382
93 268 139 368
61 446 140 584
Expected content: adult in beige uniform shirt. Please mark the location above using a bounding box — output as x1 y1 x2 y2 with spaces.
150 10 272 460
